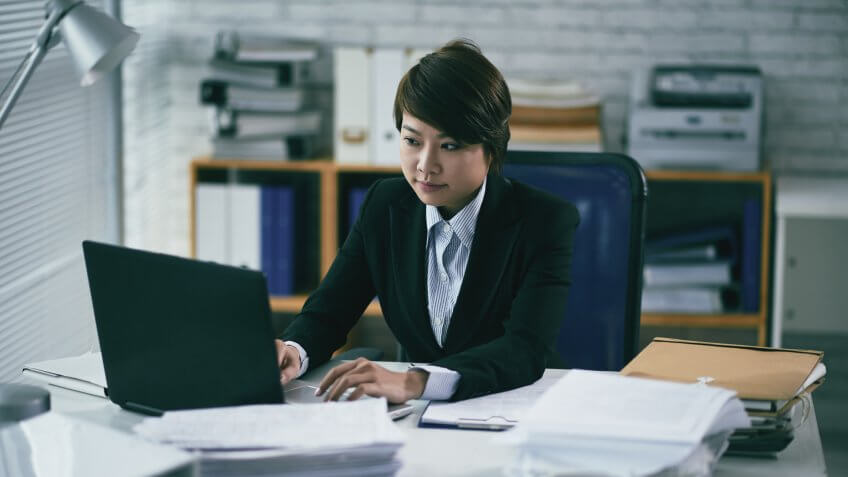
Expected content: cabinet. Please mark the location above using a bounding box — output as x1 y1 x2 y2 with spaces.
771 177 848 346
190 159 773 348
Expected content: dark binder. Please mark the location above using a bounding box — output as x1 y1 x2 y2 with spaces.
213 31 319 63
199 79 310 113
740 198 762 312
646 225 738 263
208 58 309 89
200 79 228 106
348 187 369 236
275 187 295 295
261 187 276 294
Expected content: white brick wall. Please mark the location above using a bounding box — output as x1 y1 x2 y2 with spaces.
122 0 848 255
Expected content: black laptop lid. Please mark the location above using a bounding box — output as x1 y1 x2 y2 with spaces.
82 241 283 413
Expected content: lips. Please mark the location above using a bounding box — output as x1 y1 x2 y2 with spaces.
418 181 446 193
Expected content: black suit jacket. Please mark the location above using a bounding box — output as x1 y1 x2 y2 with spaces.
281 173 579 400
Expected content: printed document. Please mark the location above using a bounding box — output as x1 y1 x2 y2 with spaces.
502 370 749 477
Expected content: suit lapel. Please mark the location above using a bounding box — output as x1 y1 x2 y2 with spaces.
444 175 521 352
389 190 440 350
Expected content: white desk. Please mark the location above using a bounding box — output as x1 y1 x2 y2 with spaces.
29 363 828 476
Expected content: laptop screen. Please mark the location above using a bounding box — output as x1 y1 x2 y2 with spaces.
82 241 283 413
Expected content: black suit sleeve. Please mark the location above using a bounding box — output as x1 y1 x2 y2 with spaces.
432 202 579 401
279 181 380 367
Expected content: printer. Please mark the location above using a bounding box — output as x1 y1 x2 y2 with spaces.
627 65 763 171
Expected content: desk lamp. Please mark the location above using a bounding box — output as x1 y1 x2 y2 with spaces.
0 0 139 130
0 0 138 423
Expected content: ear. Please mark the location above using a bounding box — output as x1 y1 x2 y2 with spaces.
484 148 494 170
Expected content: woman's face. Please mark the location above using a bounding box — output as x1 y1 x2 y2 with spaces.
399 112 490 218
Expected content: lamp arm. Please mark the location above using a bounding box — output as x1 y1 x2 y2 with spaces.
0 7 68 131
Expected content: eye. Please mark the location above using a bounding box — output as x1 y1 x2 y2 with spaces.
441 142 461 151
403 137 419 146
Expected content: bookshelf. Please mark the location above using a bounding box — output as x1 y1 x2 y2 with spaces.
640 170 772 346
189 158 399 319
189 159 772 347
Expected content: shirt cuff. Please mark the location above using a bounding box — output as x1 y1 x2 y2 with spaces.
283 341 309 378
411 365 460 401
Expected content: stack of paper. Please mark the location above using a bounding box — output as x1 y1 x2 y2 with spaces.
506 78 603 153
621 337 826 455
501 370 749 477
134 398 404 476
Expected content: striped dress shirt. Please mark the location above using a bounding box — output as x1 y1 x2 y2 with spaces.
413 177 487 400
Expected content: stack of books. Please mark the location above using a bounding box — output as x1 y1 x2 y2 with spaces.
641 225 739 314
200 31 331 160
621 338 826 457
506 78 603 152
642 199 761 314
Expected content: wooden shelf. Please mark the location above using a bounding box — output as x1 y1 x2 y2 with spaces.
192 157 334 172
191 160 773 347
336 164 401 174
644 169 770 183
269 295 310 313
641 314 762 328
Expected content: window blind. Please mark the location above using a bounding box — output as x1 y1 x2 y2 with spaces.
0 0 111 382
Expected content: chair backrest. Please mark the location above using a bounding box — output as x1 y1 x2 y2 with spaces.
504 151 647 371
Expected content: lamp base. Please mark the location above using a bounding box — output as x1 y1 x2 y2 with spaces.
0 383 50 423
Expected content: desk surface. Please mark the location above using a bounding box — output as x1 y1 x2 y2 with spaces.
35 363 828 477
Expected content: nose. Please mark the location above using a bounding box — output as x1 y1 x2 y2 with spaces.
417 144 440 178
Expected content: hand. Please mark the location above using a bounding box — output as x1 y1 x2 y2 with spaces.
275 339 301 384
316 358 428 404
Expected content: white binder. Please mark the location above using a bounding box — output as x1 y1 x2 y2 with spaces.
371 48 405 166
228 184 261 270
196 183 229 263
334 47 371 164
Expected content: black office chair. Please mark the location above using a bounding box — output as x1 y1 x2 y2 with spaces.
504 151 648 371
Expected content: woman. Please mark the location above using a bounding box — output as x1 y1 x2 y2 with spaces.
276 39 578 403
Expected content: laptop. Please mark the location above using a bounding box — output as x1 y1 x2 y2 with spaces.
82 240 412 419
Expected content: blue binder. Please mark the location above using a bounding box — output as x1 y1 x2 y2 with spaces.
740 198 762 312
260 186 295 296
646 225 738 264
260 187 276 293
275 187 295 295
348 187 369 234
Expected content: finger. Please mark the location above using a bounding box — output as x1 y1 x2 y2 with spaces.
316 358 367 396
280 349 299 384
324 366 372 401
347 382 378 401
325 368 374 402
274 339 286 368
280 367 296 384
316 361 357 395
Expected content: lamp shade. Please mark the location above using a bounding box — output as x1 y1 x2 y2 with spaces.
56 1 140 86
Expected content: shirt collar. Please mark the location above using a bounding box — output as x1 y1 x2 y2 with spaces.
425 177 487 249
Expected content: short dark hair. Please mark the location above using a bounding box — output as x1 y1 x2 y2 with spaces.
393 39 511 174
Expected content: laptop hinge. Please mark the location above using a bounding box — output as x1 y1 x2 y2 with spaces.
124 401 165 416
